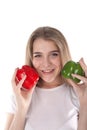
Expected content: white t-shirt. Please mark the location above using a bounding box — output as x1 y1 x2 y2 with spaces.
7 83 80 130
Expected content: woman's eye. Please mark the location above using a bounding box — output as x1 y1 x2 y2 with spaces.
52 53 59 56
34 55 41 58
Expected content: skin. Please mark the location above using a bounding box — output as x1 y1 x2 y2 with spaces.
32 38 63 88
4 38 87 130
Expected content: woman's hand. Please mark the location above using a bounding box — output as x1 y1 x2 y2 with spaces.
68 58 87 106
11 68 36 112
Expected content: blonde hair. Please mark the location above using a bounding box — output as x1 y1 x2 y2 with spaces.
25 26 72 67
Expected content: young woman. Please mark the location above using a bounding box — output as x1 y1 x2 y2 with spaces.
4 26 87 130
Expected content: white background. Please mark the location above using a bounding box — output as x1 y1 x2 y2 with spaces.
0 0 87 129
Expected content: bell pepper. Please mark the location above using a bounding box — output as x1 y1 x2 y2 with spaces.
16 65 39 90
61 60 84 83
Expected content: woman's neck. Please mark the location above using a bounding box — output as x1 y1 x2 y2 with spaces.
37 78 64 89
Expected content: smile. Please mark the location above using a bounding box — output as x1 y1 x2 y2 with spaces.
42 69 54 74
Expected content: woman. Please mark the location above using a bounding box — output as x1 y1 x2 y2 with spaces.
4 26 87 130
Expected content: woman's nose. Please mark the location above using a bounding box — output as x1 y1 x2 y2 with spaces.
42 57 51 67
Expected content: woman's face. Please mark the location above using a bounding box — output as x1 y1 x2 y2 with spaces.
32 38 63 88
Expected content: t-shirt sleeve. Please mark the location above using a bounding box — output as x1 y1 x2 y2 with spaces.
69 86 80 111
6 94 17 114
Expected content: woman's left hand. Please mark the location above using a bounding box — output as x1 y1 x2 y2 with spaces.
68 58 87 106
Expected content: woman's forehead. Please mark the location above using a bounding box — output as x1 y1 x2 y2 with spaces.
33 38 59 51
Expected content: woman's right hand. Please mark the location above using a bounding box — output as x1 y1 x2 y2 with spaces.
11 68 36 113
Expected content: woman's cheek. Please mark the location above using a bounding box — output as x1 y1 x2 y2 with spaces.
32 59 41 69
52 58 61 67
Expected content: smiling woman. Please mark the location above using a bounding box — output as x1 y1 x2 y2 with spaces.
4 26 87 130
0 0 87 129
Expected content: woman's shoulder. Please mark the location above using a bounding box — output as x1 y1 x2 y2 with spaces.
65 83 80 110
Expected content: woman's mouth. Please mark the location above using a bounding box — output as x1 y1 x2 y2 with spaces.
42 69 54 74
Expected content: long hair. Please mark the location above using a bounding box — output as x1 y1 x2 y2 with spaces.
25 26 72 68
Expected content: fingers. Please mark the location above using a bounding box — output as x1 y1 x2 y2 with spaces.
79 58 86 70
11 68 19 87
26 80 38 95
72 73 87 84
67 78 78 87
17 75 26 89
11 68 26 92
11 68 38 96
79 58 87 77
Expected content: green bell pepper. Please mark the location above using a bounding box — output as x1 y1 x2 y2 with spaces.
61 60 85 83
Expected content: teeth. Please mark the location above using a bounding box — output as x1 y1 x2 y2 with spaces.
42 70 53 73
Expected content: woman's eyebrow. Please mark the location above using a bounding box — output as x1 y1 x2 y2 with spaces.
51 50 59 52
33 50 59 54
33 52 42 54
50 50 60 53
